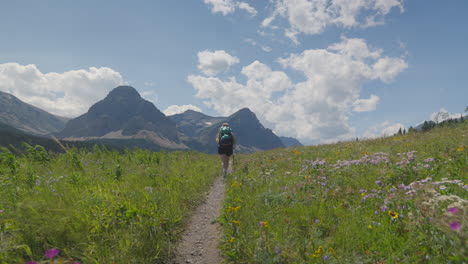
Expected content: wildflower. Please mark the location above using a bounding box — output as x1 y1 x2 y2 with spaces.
380 206 388 212
388 211 399 219
314 219 320 224
439 185 447 190
447 207 459 214
449 221 462 231
375 180 383 187
228 237 235 243
312 246 324 257
258 221 269 228
226 206 241 212
27 262 38 264
323 255 329 261
329 247 336 255
45 248 59 259
457 146 464 151
231 181 241 188
368 225 373 229
232 220 241 225
424 158 434 162
424 164 431 169
0 209 3 213
275 246 281 254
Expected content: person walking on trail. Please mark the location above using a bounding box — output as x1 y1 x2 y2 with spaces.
216 123 236 175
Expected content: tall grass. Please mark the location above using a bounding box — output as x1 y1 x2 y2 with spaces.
221 122 467 263
0 146 219 263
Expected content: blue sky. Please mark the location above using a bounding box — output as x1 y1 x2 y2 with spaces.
1 0 467 144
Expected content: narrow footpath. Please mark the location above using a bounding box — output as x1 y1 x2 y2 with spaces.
173 175 226 264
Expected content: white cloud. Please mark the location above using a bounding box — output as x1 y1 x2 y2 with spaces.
263 0 404 43
364 121 405 138
0 63 124 118
163 104 203 116
203 0 257 16
353 95 379 112
430 108 463 123
188 38 407 144
244 39 273 52
238 2 257 16
197 50 240 76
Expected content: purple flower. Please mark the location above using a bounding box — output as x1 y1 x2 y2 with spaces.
0 209 3 213
375 180 383 187
323 255 329 260
447 207 459 214
27 262 39 264
449 221 462 231
314 219 320 224
424 158 434 162
45 248 59 259
424 164 431 169
275 246 281 254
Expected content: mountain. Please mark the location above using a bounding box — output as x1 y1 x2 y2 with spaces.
57 86 187 150
280 136 303 147
0 91 69 135
169 110 225 137
173 108 285 153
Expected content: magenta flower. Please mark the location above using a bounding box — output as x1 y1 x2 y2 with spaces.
45 248 59 259
449 221 462 231
0 209 3 213
447 207 459 214
27 262 39 264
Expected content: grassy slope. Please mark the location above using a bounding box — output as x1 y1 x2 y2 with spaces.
221 121 467 263
0 147 219 263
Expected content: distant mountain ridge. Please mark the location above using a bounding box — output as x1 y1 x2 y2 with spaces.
280 136 303 147
57 86 187 150
170 108 286 153
0 91 69 135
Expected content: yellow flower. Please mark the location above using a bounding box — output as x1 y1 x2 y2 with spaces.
388 210 399 219
232 220 241 225
293 150 302 155
312 246 324 257
259 221 269 228
393 137 399 141
457 146 465 151
228 237 235 243
231 181 241 188
328 247 336 255
368 225 373 229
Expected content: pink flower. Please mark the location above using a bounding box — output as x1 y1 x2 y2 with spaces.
45 248 59 259
447 207 459 214
449 221 462 231
27 262 39 264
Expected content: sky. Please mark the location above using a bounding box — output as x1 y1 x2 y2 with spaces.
0 0 467 145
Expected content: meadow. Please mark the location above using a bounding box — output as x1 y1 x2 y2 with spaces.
0 121 466 264
221 122 467 263
0 146 219 263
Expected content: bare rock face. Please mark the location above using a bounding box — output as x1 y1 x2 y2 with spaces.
172 108 285 153
0 91 69 135
58 86 182 147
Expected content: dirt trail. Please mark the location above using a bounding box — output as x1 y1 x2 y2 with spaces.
173 175 226 264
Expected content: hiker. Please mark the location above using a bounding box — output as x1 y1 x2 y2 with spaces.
216 123 236 175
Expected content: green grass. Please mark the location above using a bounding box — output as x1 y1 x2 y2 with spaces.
0 146 219 263
221 122 467 263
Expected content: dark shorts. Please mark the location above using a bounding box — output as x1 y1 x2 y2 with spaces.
218 146 233 156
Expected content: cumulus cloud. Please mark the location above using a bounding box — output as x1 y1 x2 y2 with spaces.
353 95 379 112
0 63 124 117
197 50 240 76
203 0 257 16
262 0 404 43
430 108 464 123
188 38 407 144
163 104 203 116
364 121 405 138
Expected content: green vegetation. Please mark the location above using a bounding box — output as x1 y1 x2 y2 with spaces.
0 146 219 263
221 121 467 263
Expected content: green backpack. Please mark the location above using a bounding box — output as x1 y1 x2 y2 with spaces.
219 126 233 146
